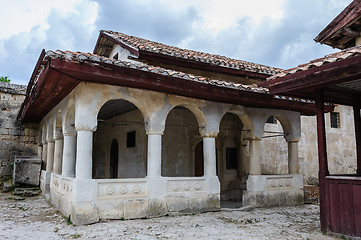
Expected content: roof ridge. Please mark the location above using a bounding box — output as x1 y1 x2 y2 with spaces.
100 30 282 75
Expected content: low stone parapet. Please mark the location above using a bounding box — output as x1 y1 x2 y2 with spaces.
243 174 304 207
47 175 220 225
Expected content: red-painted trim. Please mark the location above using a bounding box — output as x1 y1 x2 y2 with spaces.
264 54 361 95
353 94 361 175
50 58 317 112
316 90 329 233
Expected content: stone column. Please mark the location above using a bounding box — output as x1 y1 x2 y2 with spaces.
147 134 162 177
62 133 77 177
203 137 217 177
42 143 48 170
46 138 55 172
288 140 299 174
241 141 249 173
38 144 43 159
75 130 93 179
249 138 261 175
53 130 64 174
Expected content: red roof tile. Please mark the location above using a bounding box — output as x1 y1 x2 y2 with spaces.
98 30 281 76
266 45 361 82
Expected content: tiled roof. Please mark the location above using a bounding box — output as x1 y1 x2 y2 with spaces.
100 30 281 76
267 45 361 81
42 50 270 94
314 0 361 49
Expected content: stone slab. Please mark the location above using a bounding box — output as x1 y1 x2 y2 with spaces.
13 156 41 186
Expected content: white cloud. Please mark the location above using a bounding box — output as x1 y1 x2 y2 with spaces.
0 0 98 40
195 0 285 34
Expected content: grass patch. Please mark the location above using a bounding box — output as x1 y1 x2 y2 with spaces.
66 215 73 225
70 234 82 239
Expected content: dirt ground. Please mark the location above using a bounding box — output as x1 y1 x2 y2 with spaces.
0 192 338 240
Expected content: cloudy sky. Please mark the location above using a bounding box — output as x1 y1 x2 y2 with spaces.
0 0 352 85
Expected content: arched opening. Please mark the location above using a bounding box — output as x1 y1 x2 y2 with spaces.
260 115 288 174
93 99 147 179
109 139 119 178
162 106 202 177
217 113 245 202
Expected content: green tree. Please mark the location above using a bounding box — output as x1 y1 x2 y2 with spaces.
0 76 10 83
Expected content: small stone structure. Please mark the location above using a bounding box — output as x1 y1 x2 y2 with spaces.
13 156 41 186
0 82 38 178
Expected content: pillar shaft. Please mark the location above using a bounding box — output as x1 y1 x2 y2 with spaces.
38 145 43 159
147 134 162 177
42 143 48 170
203 137 217 177
46 140 55 172
53 138 63 174
76 130 93 179
249 139 261 175
62 134 76 177
288 141 299 174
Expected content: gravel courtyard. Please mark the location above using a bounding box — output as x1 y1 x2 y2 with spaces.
0 192 338 240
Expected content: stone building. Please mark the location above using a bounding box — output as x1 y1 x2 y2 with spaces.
0 81 37 177
16 31 318 224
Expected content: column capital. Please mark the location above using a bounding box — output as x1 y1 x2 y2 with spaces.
145 130 164 135
75 126 97 132
63 132 77 137
200 134 218 138
54 129 63 140
246 135 262 141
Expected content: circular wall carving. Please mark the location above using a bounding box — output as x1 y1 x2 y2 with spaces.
132 185 140 193
120 185 127 194
106 186 114 195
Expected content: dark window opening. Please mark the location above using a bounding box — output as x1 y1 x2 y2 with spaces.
266 116 277 124
330 112 340 128
226 147 237 170
110 139 119 178
127 131 136 148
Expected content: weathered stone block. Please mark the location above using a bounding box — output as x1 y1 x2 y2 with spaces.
13 156 41 186
124 199 147 219
96 199 125 219
2 180 14 192
147 198 167 218
72 203 100 225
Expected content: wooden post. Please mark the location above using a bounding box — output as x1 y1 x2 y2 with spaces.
352 94 361 175
316 90 329 233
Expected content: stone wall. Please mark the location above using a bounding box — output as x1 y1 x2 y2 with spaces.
258 105 357 184
299 105 357 184
0 82 38 178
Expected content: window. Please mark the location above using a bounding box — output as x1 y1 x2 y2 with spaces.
226 148 237 170
127 131 136 148
266 116 277 124
330 112 340 128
